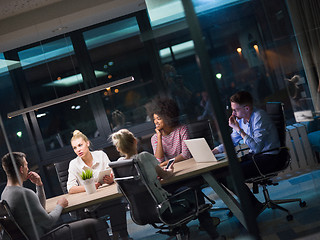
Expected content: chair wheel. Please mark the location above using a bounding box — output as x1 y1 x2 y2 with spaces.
299 201 306 208
227 211 233 217
286 215 293 221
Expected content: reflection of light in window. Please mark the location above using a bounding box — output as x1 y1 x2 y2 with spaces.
216 73 222 79
0 59 21 74
160 40 194 58
44 70 107 87
146 0 246 26
36 113 47 118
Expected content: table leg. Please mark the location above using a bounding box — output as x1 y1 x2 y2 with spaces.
202 172 247 230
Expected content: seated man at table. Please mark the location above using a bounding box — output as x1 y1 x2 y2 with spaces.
212 91 282 214
1 152 110 240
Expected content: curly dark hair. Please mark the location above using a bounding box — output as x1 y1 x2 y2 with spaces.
146 97 180 128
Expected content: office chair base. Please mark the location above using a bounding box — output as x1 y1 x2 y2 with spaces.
258 198 306 221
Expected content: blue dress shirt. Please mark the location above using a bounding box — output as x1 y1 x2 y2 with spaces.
217 108 280 154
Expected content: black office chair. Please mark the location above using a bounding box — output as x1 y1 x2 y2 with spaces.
187 119 216 149
244 102 306 220
0 200 73 240
109 159 212 240
54 159 71 194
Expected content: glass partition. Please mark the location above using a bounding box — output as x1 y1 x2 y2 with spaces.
83 17 156 130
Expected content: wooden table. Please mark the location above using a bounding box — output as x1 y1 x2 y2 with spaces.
46 183 122 213
46 158 246 229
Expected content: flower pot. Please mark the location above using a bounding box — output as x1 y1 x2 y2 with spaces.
83 178 96 194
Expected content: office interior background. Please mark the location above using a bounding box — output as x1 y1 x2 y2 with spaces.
0 0 320 231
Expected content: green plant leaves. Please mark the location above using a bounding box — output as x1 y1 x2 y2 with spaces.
80 169 93 180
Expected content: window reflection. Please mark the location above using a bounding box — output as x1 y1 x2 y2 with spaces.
83 17 154 129
18 37 81 105
37 96 98 151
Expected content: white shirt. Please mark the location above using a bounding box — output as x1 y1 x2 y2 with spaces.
67 150 111 192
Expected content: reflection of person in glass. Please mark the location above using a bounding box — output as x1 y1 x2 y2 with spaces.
162 64 192 114
198 91 214 120
147 98 191 168
112 110 126 132
1 152 109 240
67 130 130 240
286 75 304 110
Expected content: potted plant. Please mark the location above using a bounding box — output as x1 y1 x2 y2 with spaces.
80 169 96 194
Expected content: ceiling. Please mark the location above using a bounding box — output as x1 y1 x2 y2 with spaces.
0 0 146 52
0 0 61 20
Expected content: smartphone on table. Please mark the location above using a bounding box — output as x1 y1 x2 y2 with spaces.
165 158 175 169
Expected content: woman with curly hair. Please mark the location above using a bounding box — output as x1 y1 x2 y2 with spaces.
147 98 191 167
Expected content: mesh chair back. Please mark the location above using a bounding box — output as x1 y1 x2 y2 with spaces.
187 120 215 149
0 200 29 240
109 159 160 225
54 159 71 194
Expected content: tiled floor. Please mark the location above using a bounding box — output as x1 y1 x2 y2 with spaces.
126 166 320 240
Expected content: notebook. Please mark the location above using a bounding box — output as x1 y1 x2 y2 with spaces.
184 138 225 162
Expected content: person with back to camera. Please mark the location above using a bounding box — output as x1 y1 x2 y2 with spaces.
212 91 281 215
1 152 110 240
67 130 131 240
147 98 192 168
111 129 224 240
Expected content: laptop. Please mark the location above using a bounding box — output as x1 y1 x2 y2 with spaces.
184 138 225 162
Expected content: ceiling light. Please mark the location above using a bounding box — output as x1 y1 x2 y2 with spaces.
8 76 134 118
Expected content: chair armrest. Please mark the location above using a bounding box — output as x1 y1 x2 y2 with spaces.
41 224 73 240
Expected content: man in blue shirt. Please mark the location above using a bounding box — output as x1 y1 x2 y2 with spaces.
213 91 281 179
212 91 282 215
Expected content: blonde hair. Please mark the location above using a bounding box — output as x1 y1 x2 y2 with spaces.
71 130 90 144
111 129 136 158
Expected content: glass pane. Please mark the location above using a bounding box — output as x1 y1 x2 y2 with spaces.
83 17 155 130
191 0 313 123
18 37 82 105
0 53 36 166
36 96 98 151
16 37 99 152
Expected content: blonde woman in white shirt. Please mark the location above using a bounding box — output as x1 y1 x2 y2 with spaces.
67 130 113 193
67 130 131 240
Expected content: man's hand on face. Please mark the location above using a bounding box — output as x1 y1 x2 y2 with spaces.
228 115 240 132
27 171 43 186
